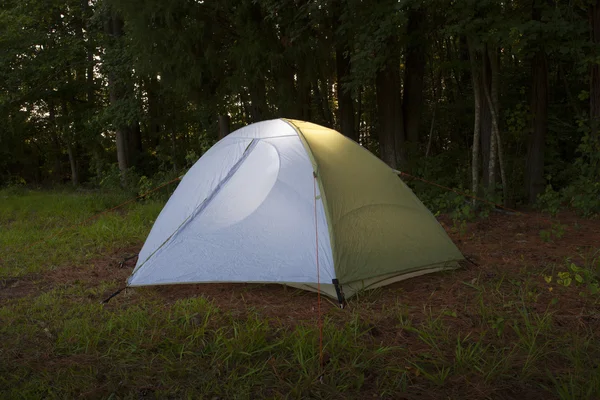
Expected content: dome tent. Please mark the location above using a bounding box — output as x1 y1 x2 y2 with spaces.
127 119 464 302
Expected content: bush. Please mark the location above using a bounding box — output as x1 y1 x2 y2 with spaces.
96 164 141 194
538 121 600 218
562 177 600 217
137 168 182 202
538 175 600 218
537 185 562 216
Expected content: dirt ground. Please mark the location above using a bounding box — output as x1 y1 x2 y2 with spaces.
3 211 598 323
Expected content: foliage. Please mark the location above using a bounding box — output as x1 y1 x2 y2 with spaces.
538 173 600 218
536 114 600 217
0 0 598 223
544 256 600 297
537 185 563 216
539 222 566 243
137 169 182 202
561 177 600 217
98 164 140 192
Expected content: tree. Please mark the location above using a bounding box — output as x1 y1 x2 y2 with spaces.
218 115 231 140
467 37 481 201
332 0 357 141
403 5 427 145
525 0 549 203
591 0 600 139
376 49 405 169
103 8 135 177
336 46 357 141
0 0 596 216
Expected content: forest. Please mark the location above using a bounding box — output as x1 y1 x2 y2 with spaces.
1 0 599 215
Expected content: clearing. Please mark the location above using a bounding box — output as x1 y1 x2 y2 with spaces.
1 189 599 399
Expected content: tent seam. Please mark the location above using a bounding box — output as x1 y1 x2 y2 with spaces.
345 260 462 288
129 139 259 281
281 118 339 283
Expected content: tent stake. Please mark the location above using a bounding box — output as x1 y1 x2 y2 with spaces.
119 254 138 268
464 255 480 267
332 279 345 308
101 286 127 304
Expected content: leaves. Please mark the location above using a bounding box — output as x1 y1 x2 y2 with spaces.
0 0 597 201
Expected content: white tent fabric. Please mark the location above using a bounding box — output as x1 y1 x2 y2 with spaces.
129 119 335 286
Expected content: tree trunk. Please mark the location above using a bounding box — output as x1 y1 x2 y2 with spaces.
481 44 495 187
114 120 130 173
591 0 600 138
48 101 63 182
128 121 142 167
239 92 249 124
425 107 436 157
218 114 231 140
86 36 94 104
83 2 98 182
82 0 94 105
484 46 507 202
313 78 328 125
240 90 252 125
525 3 549 204
321 79 334 127
336 46 357 141
60 99 79 186
147 78 161 147
276 62 298 118
467 38 481 201
426 64 440 157
356 86 362 142
403 8 426 144
66 143 79 186
92 145 103 179
376 54 405 168
458 36 470 96
105 11 130 176
171 130 177 172
249 78 269 122
559 64 581 117
369 95 377 150
297 72 311 121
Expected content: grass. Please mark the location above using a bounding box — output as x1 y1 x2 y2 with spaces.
0 187 163 277
1 189 600 399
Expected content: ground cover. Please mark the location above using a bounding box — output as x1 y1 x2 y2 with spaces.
1 189 599 399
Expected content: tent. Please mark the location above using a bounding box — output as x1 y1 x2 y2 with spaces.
127 119 464 302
